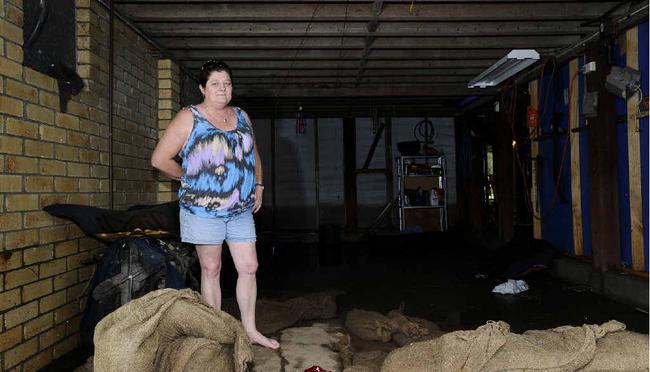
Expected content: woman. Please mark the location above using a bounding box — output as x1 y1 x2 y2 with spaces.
151 60 279 349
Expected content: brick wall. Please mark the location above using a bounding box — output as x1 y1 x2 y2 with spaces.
157 59 180 202
0 1 179 370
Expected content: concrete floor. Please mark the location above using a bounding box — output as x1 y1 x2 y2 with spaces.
42 230 649 371
248 231 648 335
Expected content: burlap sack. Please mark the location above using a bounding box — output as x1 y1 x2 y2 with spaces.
345 309 398 342
352 350 388 371
154 337 234 372
343 366 374 372
255 299 300 334
285 290 340 321
391 316 444 346
481 321 620 371
381 320 646 372
231 291 340 335
93 288 253 372
387 310 429 339
580 325 649 371
74 356 93 372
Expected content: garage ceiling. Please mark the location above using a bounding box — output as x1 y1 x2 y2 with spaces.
113 0 628 117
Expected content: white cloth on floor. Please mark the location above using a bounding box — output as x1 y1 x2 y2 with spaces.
492 279 529 294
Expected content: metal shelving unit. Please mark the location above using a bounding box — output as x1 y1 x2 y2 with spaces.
397 155 448 232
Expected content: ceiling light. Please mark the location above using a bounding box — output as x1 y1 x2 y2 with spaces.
468 49 540 89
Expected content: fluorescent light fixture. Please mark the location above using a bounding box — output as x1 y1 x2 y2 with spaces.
468 49 540 88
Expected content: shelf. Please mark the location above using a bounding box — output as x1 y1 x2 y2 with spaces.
397 155 448 232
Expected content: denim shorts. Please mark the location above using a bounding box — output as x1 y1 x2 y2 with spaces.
179 208 256 245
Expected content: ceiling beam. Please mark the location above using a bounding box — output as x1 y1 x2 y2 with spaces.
181 59 493 69
157 35 580 49
116 3 619 22
236 85 496 97
137 21 597 37
170 48 552 60
232 75 474 82
116 0 619 3
193 68 484 77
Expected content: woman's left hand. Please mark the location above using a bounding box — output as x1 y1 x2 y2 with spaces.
253 186 263 213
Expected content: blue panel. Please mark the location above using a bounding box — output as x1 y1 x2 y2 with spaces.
539 63 574 253
638 22 649 271
578 55 593 257
615 44 632 268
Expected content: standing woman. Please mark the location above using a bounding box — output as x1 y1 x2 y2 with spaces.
151 60 279 349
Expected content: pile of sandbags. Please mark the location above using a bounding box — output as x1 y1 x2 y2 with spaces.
225 290 341 335
340 307 445 371
93 288 253 372
344 307 443 346
381 320 649 372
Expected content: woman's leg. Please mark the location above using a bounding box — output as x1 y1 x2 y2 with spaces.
195 244 223 310
228 241 279 349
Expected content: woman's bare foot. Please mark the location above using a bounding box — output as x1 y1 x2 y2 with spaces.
246 329 280 349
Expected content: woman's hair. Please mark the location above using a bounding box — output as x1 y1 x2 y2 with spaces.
198 60 232 87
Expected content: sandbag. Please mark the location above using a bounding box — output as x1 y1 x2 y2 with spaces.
285 290 340 321
580 327 649 371
387 310 429 339
482 321 618 371
343 366 374 372
352 350 388 371
346 309 398 342
93 288 252 372
390 315 444 346
255 299 300 334
154 337 233 372
381 320 646 372
229 291 341 335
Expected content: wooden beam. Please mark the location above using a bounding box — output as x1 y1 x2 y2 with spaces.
569 58 583 256
117 3 618 22
170 49 540 61
343 117 358 232
138 21 596 38
361 121 385 170
585 42 620 271
213 68 485 77
183 59 493 70
626 27 644 271
529 79 541 239
495 106 514 242
236 85 496 97
156 35 579 50
384 116 394 209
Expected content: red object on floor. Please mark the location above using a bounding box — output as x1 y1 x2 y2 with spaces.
304 366 331 372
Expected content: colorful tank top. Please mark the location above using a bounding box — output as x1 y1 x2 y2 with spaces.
178 105 257 217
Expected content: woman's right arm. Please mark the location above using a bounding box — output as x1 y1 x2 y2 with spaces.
151 109 193 180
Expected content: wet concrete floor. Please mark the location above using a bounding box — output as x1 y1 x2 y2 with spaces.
247 231 648 335
42 230 648 371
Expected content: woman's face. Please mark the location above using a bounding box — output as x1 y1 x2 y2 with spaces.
200 70 232 107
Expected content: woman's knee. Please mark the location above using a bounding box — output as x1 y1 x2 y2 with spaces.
236 260 258 275
200 259 222 277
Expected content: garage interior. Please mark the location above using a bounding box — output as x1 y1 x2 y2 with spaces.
0 0 648 371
